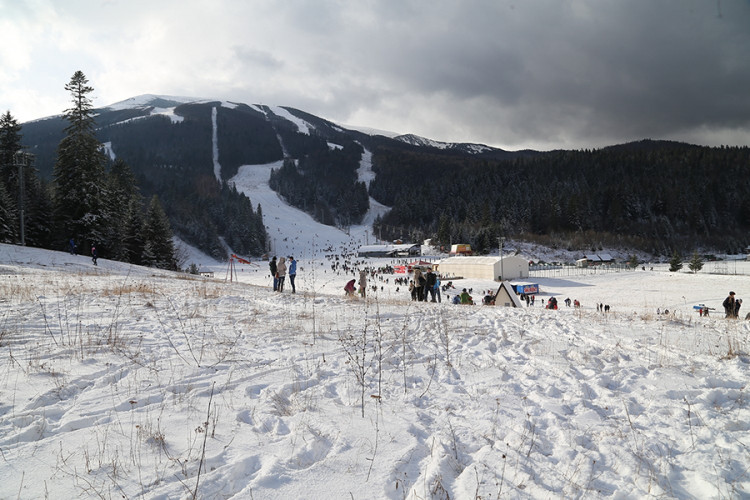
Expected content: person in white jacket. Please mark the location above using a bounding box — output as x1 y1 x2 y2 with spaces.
276 257 287 292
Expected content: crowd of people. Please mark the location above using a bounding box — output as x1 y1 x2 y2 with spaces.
264 257 745 321
269 256 297 293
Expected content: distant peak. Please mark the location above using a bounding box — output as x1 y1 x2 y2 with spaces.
105 94 215 110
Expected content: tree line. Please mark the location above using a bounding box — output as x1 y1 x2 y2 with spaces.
369 141 750 255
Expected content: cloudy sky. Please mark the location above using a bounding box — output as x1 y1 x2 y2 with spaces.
2 0 749 150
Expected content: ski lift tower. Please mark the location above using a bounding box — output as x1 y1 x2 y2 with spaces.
13 150 34 246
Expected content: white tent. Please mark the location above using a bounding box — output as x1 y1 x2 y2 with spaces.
437 255 529 281
491 282 525 307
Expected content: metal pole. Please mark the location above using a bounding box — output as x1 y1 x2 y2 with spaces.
499 236 505 281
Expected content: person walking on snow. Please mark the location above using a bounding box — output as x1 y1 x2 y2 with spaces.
91 245 98 266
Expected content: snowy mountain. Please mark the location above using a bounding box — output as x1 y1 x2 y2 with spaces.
18 95 750 262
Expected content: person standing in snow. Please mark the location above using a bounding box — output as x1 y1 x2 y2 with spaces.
91 245 98 266
288 256 297 293
412 268 422 301
276 257 287 292
359 269 367 298
425 268 437 302
723 291 736 318
434 275 442 303
269 256 278 291
69 238 77 255
734 298 742 319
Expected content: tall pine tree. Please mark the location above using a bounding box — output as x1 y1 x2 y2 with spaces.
0 111 22 243
53 71 108 251
0 111 23 191
142 195 177 270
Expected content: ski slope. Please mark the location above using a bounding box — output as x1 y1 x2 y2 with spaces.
229 148 389 259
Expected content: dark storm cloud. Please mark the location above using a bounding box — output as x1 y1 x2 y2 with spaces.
304 0 750 148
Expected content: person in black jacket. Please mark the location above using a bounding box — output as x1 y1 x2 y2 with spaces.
723 291 736 318
269 256 278 291
425 269 437 302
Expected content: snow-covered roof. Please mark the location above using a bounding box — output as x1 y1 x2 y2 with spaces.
583 253 615 262
358 244 417 253
439 256 502 265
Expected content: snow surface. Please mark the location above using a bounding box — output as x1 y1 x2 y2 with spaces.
2 239 749 499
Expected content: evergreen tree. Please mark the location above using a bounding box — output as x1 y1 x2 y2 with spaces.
53 71 108 249
105 158 140 259
0 112 22 242
142 195 176 269
628 254 639 269
120 195 145 265
24 179 55 248
0 111 23 194
0 182 18 243
688 251 704 274
669 251 683 272
0 110 53 247
436 214 451 248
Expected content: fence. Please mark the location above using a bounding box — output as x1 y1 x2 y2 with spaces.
529 259 750 278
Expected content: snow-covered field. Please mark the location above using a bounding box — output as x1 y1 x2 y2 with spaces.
1 240 749 499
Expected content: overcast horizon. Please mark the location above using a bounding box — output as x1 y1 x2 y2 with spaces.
2 0 749 151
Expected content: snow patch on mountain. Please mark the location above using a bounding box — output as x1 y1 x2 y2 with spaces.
101 141 116 160
269 106 312 135
211 107 221 182
106 94 203 110
396 133 496 154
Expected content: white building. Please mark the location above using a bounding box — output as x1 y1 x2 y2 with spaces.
437 255 529 281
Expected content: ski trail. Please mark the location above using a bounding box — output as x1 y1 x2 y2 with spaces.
354 144 390 229
212 106 221 182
